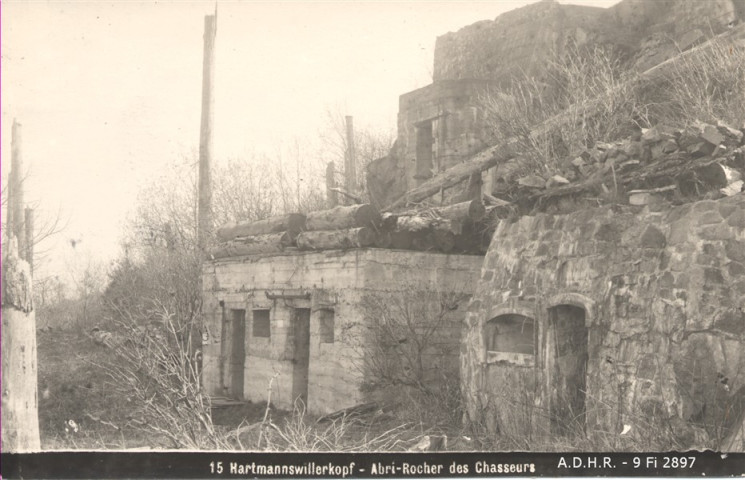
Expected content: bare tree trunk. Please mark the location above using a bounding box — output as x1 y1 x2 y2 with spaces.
2 240 39 452
197 13 217 252
10 121 25 250
24 207 34 274
2 119 39 452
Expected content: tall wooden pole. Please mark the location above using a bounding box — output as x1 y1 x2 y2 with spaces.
326 161 338 208
2 118 40 452
344 116 356 205
197 13 217 251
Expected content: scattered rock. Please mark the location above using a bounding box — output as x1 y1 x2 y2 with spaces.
687 142 715 158
712 144 727 157
546 175 570 188
700 123 726 147
623 140 644 159
717 121 744 145
721 180 744 197
518 174 546 189
572 156 587 168
578 164 595 177
641 126 662 144
661 139 679 154
629 192 662 206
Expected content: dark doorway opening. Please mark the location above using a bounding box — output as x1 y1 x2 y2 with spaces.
415 121 434 182
547 305 588 436
292 308 311 406
228 309 246 399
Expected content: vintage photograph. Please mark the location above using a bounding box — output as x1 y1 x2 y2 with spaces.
2 0 745 465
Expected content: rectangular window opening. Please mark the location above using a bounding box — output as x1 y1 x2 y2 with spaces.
252 309 271 338
319 309 335 344
415 121 434 181
485 314 535 366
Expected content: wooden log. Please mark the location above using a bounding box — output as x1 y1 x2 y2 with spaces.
210 232 292 258
381 212 399 230
453 221 484 254
216 213 306 242
433 200 486 222
390 230 413 250
387 141 518 210
305 204 381 231
411 232 435 251
396 215 462 235
396 215 431 232
432 228 455 253
296 227 375 251
374 231 392 248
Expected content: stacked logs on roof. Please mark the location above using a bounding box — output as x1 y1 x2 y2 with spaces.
210 205 381 258
380 197 511 255
209 198 508 259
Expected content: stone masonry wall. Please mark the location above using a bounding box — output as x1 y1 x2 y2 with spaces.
462 193 745 447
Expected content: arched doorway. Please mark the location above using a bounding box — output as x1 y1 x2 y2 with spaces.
546 305 588 436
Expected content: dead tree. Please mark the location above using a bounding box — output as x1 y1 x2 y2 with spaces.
2 120 40 452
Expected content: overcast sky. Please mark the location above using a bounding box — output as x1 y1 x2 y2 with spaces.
1 0 619 283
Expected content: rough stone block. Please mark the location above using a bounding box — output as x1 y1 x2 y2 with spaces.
658 271 674 288
661 139 679 154
699 223 732 241
727 209 745 229
687 141 715 158
725 240 745 262
713 309 745 336
703 267 725 285
697 210 724 225
629 192 662 206
701 123 726 147
727 261 745 278
640 225 667 249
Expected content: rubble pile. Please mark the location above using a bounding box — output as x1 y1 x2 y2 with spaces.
505 120 745 213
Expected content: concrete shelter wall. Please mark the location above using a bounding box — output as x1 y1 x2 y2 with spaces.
203 249 482 414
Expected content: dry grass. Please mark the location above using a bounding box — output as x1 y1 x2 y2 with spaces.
37 329 155 449
481 34 745 178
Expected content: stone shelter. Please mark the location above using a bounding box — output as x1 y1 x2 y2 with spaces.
460 120 745 447
200 205 485 415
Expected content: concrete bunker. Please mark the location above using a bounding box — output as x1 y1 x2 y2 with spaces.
202 204 487 414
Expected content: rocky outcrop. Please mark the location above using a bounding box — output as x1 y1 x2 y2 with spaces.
433 0 742 83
